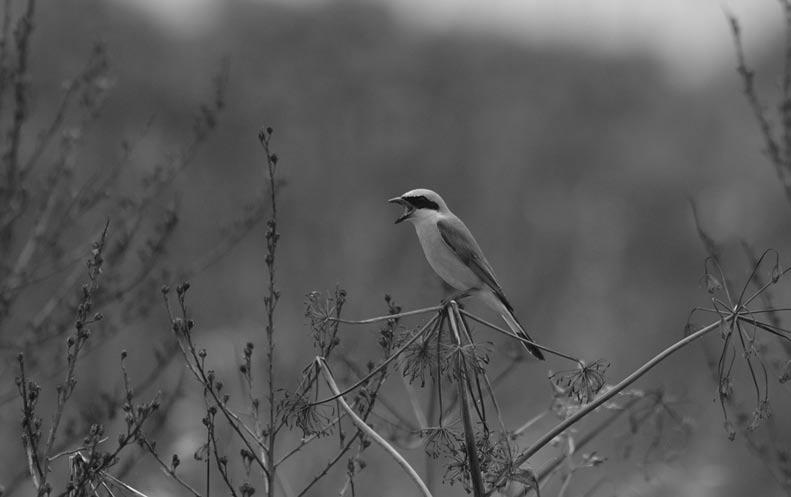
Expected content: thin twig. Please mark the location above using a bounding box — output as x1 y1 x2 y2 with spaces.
310 313 440 406
330 305 442 325
273 412 348 468
536 395 643 485
47 437 109 462
460 310 581 364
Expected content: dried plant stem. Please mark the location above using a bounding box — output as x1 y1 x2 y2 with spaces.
204 416 211 497
17 355 43 489
139 439 203 497
459 310 581 365
316 357 433 497
330 305 442 325
100 471 151 497
448 303 485 497
536 394 643 486
310 313 440 406
24 220 109 495
339 356 419 429
47 437 108 462
511 410 549 439
3 0 35 192
726 11 791 200
169 311 271 479
273 412 348 468
259 127 279 497
502 319 722 484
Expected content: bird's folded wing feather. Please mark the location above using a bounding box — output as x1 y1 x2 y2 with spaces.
437 217 513 311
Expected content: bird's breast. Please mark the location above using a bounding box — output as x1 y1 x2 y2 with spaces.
414 221 481 291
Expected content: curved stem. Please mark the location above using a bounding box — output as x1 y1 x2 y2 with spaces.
309 314 440 406
515 320 721 465
317 358 433 497
486 319 723 494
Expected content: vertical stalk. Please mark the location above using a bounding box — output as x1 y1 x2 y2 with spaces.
448 302 485 497
259 127 279 497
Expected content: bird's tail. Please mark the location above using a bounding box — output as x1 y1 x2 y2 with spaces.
500 309 545 360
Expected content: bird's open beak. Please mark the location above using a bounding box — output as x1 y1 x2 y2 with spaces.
388 197 413 224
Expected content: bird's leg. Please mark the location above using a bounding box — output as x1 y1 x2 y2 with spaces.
441 290 472 308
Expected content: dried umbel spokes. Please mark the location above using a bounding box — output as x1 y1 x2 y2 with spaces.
442 436 474 490
478 432 516 487
278 390 331 438
305 287 346 357
549 359 610 404
478 434 539 494
398 327 438 387
693 250 791 438
441 341 492 382
442 428 515 492
278 362 334 437
422 423 463 460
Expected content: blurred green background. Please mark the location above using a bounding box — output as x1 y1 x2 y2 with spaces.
4 0 791 495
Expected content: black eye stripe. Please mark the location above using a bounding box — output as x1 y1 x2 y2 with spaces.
403 195 439 211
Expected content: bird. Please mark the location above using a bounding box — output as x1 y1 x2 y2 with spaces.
388 188 544 360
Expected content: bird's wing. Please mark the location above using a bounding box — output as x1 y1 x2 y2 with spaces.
437 217 513 311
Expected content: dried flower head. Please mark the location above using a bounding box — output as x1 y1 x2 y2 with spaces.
278 391 330 437
478 432 515 486
399 331 438 387
549 359 610 404
441 428 514 493
305 287 346 357
441 341 491 382
422 423 463 460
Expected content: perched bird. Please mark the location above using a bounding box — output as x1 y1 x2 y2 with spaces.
388 188 544 360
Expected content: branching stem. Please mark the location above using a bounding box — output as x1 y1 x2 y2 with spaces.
309 313 440 406
316 357 432 497
519 321 719 467
459 310 582 365
486 318 723 493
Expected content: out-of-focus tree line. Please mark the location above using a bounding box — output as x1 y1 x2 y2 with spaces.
2 0 791 495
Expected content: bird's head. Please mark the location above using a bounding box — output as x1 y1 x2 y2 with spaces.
388 188 448 224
